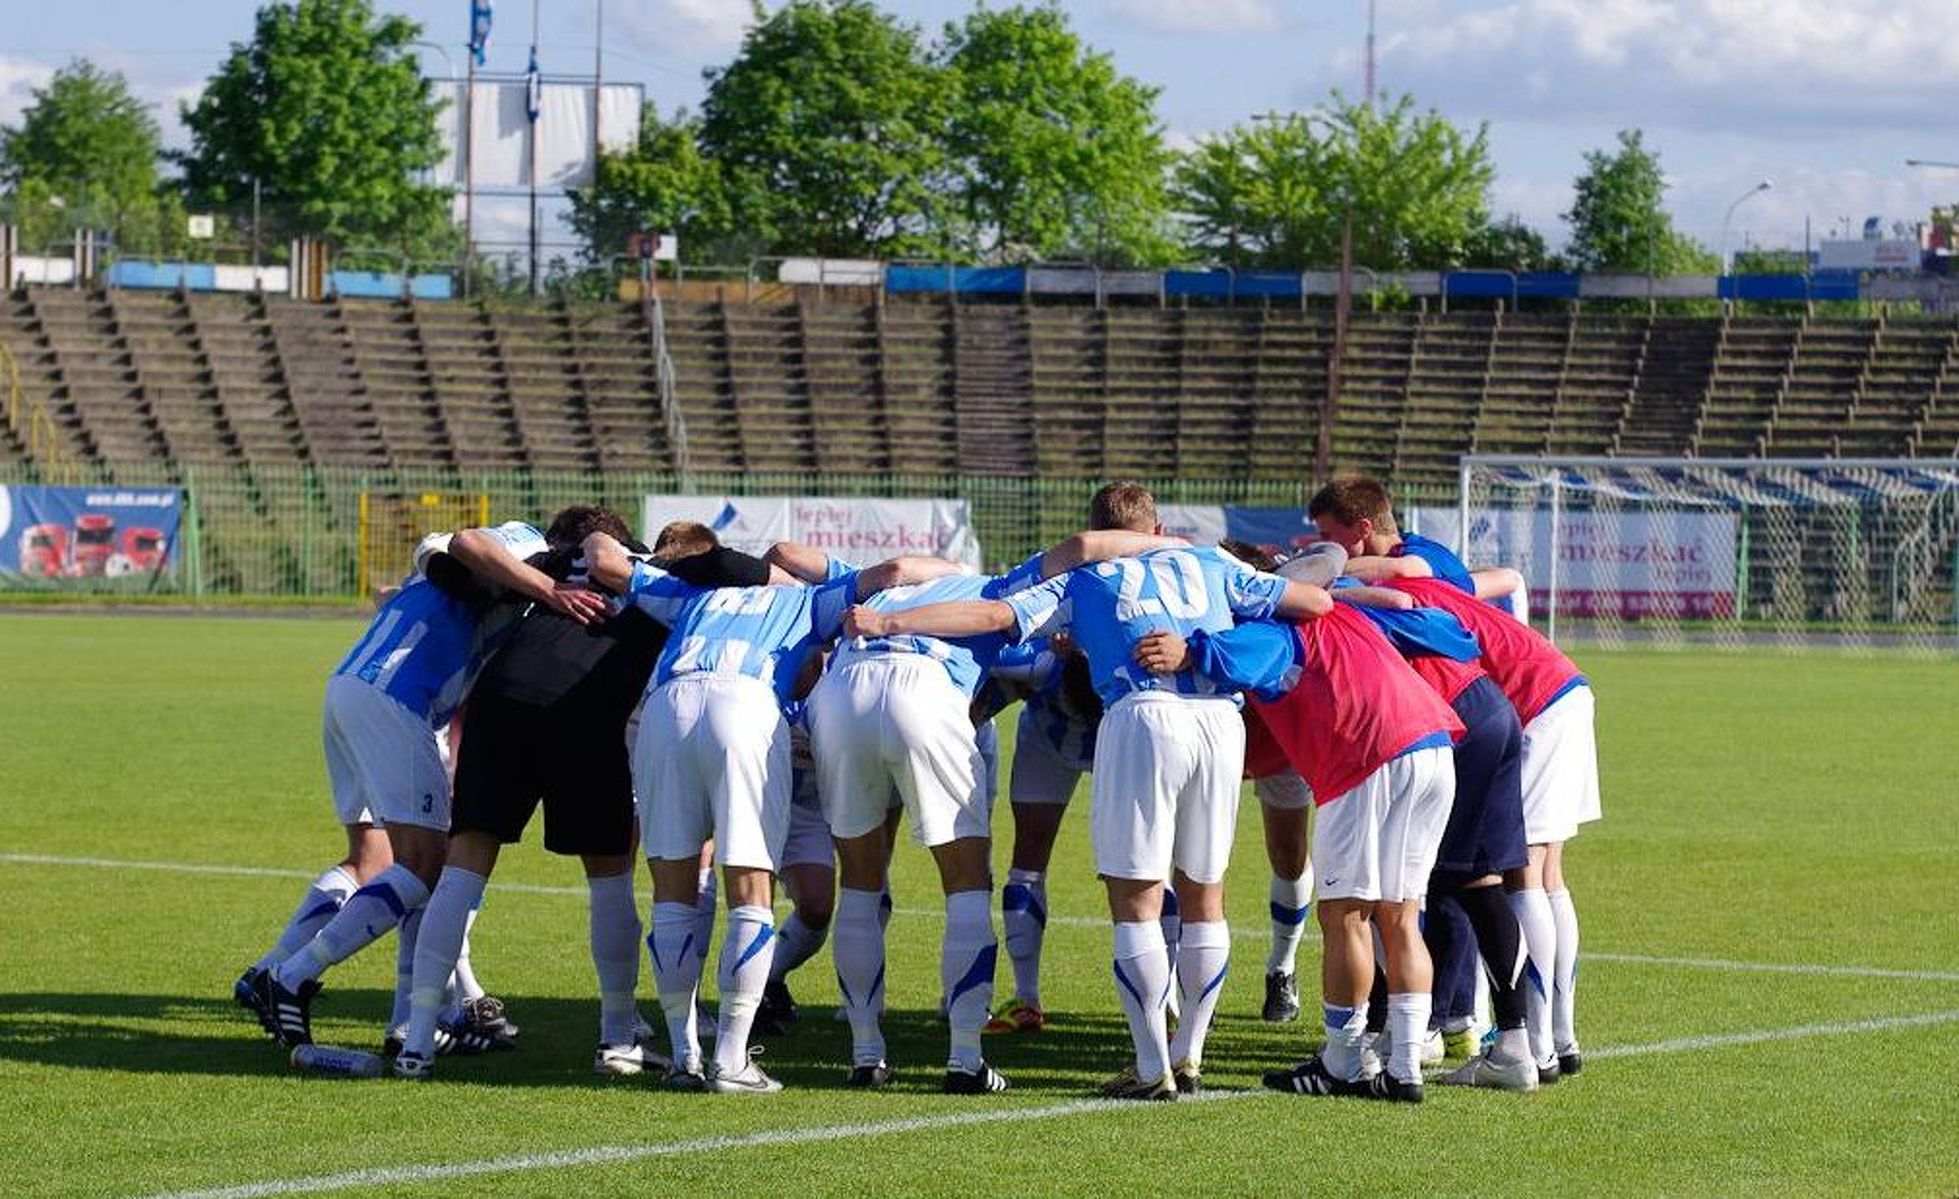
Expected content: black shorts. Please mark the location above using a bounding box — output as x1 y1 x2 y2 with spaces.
1431 676 1529 881
450 694 635 857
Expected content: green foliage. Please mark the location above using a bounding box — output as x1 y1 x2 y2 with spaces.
1172 93 1496 271
0 60 186 256
1564 129 1711 275
178 0 456 258
567 106 736 265
700 0 951 258
938 4 1176 266
1462 214 1558 272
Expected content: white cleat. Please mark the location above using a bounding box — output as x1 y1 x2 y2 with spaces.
704 1048 782 1095
594 1037 674 1077
1439 1052 1540 1093
1420 1029 1447 1066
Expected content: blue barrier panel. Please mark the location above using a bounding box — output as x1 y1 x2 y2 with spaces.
1718 272 1861 302
1165 269 1233 298
885 265 951 293
1442 272 1515 298
953 266 1025 294
1519 272 1581 298
1235 271 1303 298
328 271 454 300
106 260 218 291
407 274 453 300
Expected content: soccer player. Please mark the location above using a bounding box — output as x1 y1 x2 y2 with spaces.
1384 574 1600 1082
1134 580 1463 1103
250 522 609 1047
393 510 775 1080
1309 476 1476 592
844 483 1331 1100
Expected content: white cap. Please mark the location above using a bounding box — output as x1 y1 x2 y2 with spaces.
411 532 454 575
1276 542 1347 587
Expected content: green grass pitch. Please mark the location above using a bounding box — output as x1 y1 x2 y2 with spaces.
1 613 1956 1197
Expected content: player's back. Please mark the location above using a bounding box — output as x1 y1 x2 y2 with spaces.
832 572 1007 698
1065 546 1282 705
1391 577 1579 723
335 576 483 723
649 579 852 705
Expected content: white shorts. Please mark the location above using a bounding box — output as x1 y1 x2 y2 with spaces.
633 673 791 871
808 656 991 848
1520 684 1602 845
1253 769 1314 811
1088 692 1246 886
1311 745 1456 903
1009 710 1089 806
321 675 450 830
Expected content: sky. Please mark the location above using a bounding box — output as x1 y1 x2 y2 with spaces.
6 0 1959 260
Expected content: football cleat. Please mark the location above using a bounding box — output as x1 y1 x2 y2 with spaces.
1439 1052 1540 1093
983 998 1047 1034
458 995 520 1041
664 1061 708 1092
1420 1028 1447 1065
1262 1055 1358 1097
392 1050 435 1081
1359 1071 1425 1104
1261 971 1300 1023
1537 1059 1563 1086
1559 1049 1584 1077
594 1038 673 1078
1098 1065 1177 1102
1171 1059 1203 1096
704 1048 782 1095
258 971 319 1047
234 967 277 1038
944 1060 1011 1095
1442 1027 1478 1060
846 1061 896 1088
755 979 799 1036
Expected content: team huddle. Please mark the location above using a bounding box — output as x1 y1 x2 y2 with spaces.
233 476 1600 1102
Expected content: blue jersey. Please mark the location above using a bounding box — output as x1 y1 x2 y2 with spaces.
1004 546 1289 706
996 640 1100 768
334 521 545 724
830 572 1012 699
1330 579 1482 661
1396 532 1475 595
626 561 858 707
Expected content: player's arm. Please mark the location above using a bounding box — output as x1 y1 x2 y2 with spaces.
1342 554 1432 583
765 540 835 583
452 527 608 624
844 599 1015 640
1040 530 1187 578
1473 566 1525 601
855 555 963 597
580 531 636 593
1334 584 1416 610
1135 621 1295 695
1273 579 1335 619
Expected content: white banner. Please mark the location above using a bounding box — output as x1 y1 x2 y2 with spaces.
641 496 981 569
1412 506 1738 618
433 81 643 190
1155 504 1229 545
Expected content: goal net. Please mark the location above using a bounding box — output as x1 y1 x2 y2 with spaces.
1434 456 1959 654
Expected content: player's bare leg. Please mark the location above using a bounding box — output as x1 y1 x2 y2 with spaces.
1375 898 1434 1092
1314 897 1376 1082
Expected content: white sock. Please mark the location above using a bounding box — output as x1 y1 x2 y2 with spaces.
693 867 718 968
1001 868 1047 1006
1112 920 1172 1084
1508 887 1559 1066
1321 1001 1370 1082
404 866 483 1058
1387 992 1432 1085
1265 873 1312 975
768 912 828 983
711 905 776 1075
277 864 428 989
1548 887 1580 1054
452 899 485 1002
588 872 641 1047
1168 920 1230 1068
1159 890 1182 1020
942 890 997 1073
389 907 422 1031
833 888 888 1066
648 901 704 1072
254 866 358 972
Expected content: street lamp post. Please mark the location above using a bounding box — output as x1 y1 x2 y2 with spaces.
1720 179 1773 274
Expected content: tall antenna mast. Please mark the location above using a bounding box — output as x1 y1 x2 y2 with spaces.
1365 0 1377 105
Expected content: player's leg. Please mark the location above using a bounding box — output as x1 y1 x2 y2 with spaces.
994 716 1079 1032
1162 700 1245 1092
761 859 834 1031
1544 841 1582 1072
636 680 714 1085
1544 684 1599 1075
397 829 503 1074
1369 745 1456 1102
1510 686 1592 1080
1256 772 1313 1023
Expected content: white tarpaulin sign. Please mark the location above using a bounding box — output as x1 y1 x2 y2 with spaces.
641 496 981 569
433 81 643 190
1412 506 1738 618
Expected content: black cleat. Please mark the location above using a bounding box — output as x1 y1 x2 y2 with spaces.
943 1060 1010 1094
1262 1054 1358 1097
259 971 319 1047
1559 1050 1583 1077
1537 1059 1563 1086
458 995 520 1041
234 967 277 1038
1098 1066 1177 1101
1262 970 1301 1023
846 1061 895 1088
1358 1072 1425 1104
755 979 800 1036
1172 1061 1203 1097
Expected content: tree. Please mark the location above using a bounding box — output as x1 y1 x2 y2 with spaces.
700 0 951 258
1462 215 1557 272
1564 129 1711 275
938 4 1176 266
179 0 455 257
1172 93 1494 270
567 106 736 265
0 60 185 255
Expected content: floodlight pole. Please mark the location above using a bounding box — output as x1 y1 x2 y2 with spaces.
1719 179 1773 274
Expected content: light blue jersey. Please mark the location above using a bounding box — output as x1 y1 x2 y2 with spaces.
334 522 545 724
993 640 1099 769
627 560 858 707
829 572 1011 698
1005 546 1289 707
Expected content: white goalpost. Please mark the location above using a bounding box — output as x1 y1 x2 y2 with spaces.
1442 456 1959 654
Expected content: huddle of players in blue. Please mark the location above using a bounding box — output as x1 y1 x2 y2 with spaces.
235 477 1600 1103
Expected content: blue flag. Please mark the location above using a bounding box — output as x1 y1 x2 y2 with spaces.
525 45 542 122
468 0 492 66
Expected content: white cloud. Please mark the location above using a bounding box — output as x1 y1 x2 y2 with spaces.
0 56 55 126
1106 0 1283 35
613 0 755 59
1385 0 1959 137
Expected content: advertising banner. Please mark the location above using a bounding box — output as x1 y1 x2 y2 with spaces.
0 485 181 584
641 495 981 569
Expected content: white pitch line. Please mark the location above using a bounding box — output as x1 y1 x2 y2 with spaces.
7 851 1956 981
140 1007 1959 1199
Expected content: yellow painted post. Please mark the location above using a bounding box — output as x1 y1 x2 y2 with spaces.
357 490 371 598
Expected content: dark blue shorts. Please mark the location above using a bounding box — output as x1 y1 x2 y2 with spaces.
1432 676 1529 879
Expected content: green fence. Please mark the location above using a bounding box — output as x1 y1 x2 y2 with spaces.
1 463 1433 599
